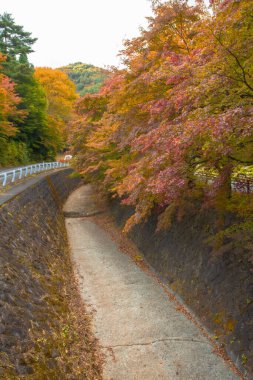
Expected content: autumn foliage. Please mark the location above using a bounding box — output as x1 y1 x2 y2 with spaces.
60 62 109 96
35 67 78 151
0 13 80 165
0 53 23 138
70 0 253 234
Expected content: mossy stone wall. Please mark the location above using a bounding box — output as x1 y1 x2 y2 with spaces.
0 169 83 377
110 198 253 377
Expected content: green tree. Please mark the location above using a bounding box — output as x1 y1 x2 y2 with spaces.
0 13 54 161
12 62 51 159
61 62 109 96
0 13 36 58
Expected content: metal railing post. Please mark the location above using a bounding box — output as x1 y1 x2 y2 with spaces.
11 170 16 183
3 173 7 186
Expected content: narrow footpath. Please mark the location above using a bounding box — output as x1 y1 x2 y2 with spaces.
64 185 240 380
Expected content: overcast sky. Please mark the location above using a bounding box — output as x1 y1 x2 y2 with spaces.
0 0 154 69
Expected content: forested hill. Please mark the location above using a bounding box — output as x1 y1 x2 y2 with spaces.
60 62 109 96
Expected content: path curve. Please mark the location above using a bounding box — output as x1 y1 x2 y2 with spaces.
64 185 240 380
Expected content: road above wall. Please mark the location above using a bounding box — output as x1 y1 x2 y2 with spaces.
0 168 67 206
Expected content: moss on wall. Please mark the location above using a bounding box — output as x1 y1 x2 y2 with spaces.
0 170 102 378
109 198 253 377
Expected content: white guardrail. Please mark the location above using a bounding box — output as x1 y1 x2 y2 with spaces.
0 161 69 187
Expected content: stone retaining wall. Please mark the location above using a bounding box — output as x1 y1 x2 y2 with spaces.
0 169 82 376
109 198 253 378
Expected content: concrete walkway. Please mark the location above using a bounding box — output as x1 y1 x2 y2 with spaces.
64 185 239 380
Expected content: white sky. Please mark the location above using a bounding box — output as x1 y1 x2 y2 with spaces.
0 0 154 69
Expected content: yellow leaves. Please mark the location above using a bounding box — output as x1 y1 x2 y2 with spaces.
147 51 157 60
86 122 119 150
123 214 139 233
134 255 143 262
156 203 177 232
35 67 78 149
35 67 78 121
69 0 253 241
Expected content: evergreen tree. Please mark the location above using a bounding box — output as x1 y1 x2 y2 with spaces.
0 13 36 58
0 13 53 161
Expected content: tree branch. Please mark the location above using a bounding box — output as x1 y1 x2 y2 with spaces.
211 30 253 92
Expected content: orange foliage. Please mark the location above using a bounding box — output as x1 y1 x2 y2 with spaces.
0 53 24 137
35 67 78 149
70 0 253 234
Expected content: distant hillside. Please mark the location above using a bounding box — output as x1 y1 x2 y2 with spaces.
60 62 109 96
